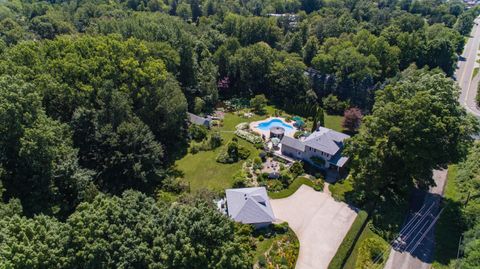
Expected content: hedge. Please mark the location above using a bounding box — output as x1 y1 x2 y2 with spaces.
328 210 369 269
268 177 323 199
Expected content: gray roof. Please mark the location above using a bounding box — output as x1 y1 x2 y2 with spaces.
270 126 285 134
187 112 211 126
329 153 349 168
225 187 275 224
281 136 305 151
304 127 350 155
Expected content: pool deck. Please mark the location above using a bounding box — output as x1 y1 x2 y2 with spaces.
249 117 296 139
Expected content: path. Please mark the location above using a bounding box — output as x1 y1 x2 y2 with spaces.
270 185 357 269
456 17 480 118
383 169 448 269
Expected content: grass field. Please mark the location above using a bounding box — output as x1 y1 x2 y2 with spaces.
175 112 262 192
324 113 344 133
329 176 354 202
432 165 465 269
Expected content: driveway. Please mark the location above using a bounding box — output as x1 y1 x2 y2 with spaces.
270 185 358 269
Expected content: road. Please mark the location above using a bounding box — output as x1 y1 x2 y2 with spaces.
383 169 447 269
456 17 480 118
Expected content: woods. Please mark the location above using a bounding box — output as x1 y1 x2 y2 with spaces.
0 0 479 267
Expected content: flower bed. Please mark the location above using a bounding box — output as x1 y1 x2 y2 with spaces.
235 122 250 130
235 129 263 144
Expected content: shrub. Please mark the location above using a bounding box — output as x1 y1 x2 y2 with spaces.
313 179 324 192
253 157 263 169
293 130 304 139
289 161 304 177
189 124 208 141
238 146 251 159
328 210 369 269
322 94 349 115
477 85 480 106
355 237 389 268
235 129 263 144
209 132 223 149
232 177 247 188
190 143 201 154
216 140 249 163
250 94 268 114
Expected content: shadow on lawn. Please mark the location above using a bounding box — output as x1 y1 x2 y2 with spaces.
433 196 466 266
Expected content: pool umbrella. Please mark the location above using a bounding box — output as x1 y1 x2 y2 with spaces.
271 137 280 147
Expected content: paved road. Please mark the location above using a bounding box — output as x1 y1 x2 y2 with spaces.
383 169 448 269
456 18 480 118
270 185 357 269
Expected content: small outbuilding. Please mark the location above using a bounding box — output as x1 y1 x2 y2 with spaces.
270 126 285 139
187 112 211 129
225 187 275 228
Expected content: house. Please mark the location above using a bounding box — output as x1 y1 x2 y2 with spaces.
187 112 211 128
225 187 275 228
281 127 350 172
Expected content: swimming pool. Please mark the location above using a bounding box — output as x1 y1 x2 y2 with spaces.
257 118 294 131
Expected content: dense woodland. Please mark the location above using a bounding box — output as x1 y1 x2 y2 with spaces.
0 0 480 268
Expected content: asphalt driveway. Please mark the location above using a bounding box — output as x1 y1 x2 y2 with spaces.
270 185 358 269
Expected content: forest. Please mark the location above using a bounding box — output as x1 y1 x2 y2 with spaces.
0 0 479 268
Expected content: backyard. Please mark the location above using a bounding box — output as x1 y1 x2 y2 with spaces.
175 106 343 192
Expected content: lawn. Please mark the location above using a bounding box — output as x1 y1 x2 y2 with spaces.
343 224 388 269
432 165 465 269
329 176 354 202
176 108 345 193
175 112 262 192
324 113 344 133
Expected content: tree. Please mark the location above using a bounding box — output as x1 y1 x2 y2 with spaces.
268 53 313 107
229 42 275 94
303 36 319 65
0 75 94 217
345 69 478 204
250 94 268 115
289 161 304 177
342 107 363 133
311 106 325 132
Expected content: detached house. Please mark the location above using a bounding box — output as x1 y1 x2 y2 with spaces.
225 187 275 229
280 127 350 172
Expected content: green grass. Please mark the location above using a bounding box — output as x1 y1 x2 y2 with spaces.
329 176 354 202
175 112 262 192
254 236 275 261
324 113 344 133
433 165 465 269
473 67 479 80
343 224 388 269
268 177 316 199
328 210 369 269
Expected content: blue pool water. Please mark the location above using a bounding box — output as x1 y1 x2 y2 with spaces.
257 119 294 131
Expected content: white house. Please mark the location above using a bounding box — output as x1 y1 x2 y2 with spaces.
225 187 275 228
280 127 350 171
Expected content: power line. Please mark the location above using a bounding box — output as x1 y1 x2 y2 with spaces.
369 202 434 267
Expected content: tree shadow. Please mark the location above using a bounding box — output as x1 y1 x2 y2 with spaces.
431 196 466 265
